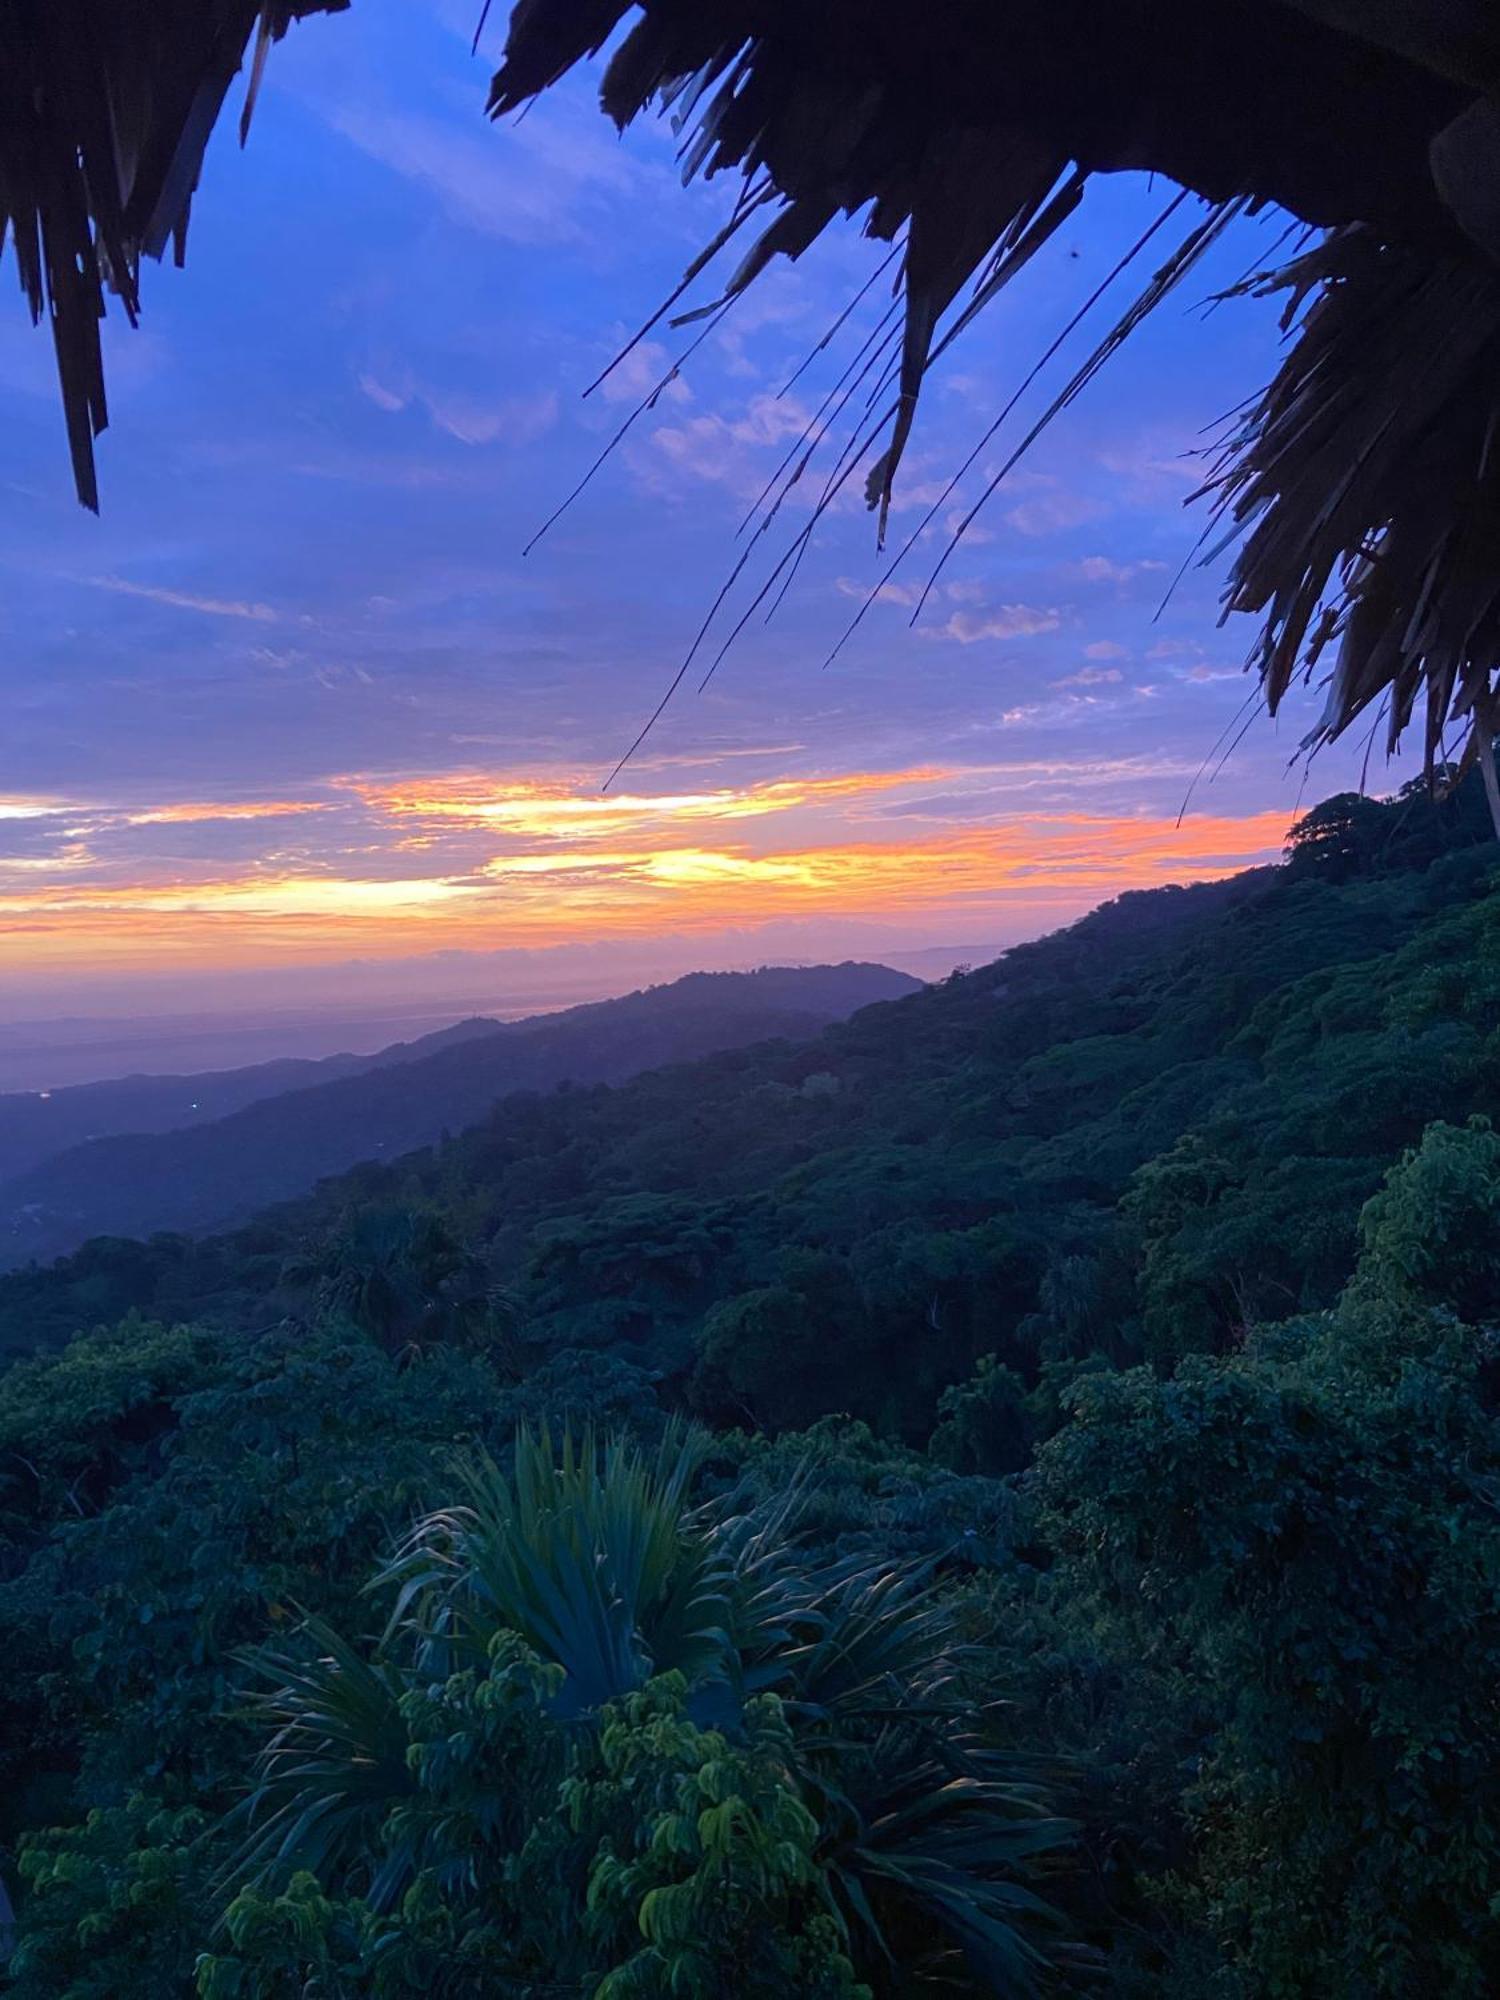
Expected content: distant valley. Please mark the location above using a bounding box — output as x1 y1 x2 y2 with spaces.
0 963 918 1270
0 1015 507 1187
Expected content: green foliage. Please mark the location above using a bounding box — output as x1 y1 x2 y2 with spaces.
714 1416 1020 1572
581 1682 868 2000
1029 1201 1500 1994
0 1316 214 1534
283 1206 497 1356
1283 789 1400 880
1357 1116 1500 1317
1283 771 1493 883
9 1800 210 1999
692 1284 828 1429
928 1356 1033 1476
200 1666 870 2000
4 804 1500 1996
211 1428 1071 1996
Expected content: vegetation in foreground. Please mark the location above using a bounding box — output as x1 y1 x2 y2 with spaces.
2 776 1499 1994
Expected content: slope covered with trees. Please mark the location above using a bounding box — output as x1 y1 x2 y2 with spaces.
4 780 1491 1405
0 965 917 1274
1 778 1497 1996
0 1016 511 1188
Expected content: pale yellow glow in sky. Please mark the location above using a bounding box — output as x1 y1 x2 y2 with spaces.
0 785 1292 982
348 767 952 841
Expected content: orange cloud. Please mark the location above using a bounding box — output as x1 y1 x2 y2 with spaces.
0 809 1290 976
0 796 70 820
126 799 330 826
348 767 951 840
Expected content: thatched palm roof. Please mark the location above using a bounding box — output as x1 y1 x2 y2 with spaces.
484 0 1500 793
491 1 1479 239
0 0 345 509
8 2 1500 798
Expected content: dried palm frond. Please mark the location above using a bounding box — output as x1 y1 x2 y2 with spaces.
0 0 345 508
488 0 1469 533
487 3 1500 791
12 0 1500 816
1207 226 1500 786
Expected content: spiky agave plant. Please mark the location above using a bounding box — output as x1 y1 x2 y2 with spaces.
227 1424 749 1912
374 1422 742 1714
230 1616 423 1911
778 1561 1074 1992
228 1424 1074 1992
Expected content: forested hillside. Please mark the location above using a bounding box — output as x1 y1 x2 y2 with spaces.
0 1015 511 1187
4 783 1492 1407
2 780 1498 1997
0 964 916 1274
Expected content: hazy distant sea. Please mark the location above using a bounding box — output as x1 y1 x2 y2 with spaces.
0 944 975 1093
0 1002 545 1094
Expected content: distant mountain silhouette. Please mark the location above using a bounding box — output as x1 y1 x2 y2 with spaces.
0 1016 508 1186
0 964 918 1267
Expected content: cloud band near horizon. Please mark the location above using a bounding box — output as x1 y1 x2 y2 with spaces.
0 757 1291 983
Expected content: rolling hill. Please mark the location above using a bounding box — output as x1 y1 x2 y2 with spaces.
0 1016 510 1187
0 964 917 1273
3 782 1497 1996
3 781 1491 1388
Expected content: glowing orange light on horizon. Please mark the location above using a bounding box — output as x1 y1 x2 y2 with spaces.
0 807 1293 978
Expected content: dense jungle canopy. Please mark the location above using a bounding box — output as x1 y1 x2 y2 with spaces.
4 777 1500 1992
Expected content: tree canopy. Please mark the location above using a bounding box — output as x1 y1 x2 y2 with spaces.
2 793 1500 1989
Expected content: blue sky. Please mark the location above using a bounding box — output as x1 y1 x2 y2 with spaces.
0 0 1416 1018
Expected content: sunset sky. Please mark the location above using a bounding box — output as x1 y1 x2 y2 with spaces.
0 0 1420 1021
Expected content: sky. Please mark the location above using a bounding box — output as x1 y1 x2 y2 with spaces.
0 0 1419 1025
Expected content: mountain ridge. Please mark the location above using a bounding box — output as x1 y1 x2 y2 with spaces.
0 1014 516 1187
0 963 918 1272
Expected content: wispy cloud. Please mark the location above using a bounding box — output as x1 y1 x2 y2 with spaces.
347 767 952 841
0 796 71 820
631 395 818 501
0 807 1292 975
837 576 997 614
322 99 649 247
595 340 692 408
1068 555 1169 585
126 800 330 826
923 604 1061 645
87 577 277 622
1005 490 1108 536
1098 435 1201 497
1053 665 1124 689
836 576 922 609
358 372 407 413
430 389 559 447
359 371 560 446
